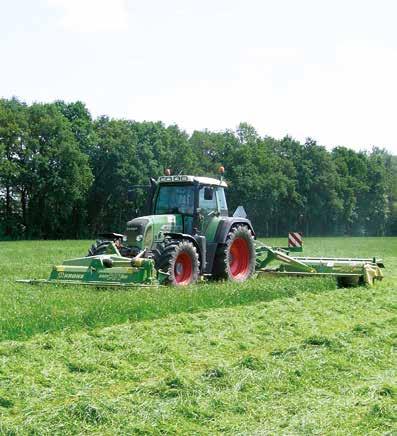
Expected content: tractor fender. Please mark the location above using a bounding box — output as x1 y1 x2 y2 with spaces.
214 218 255 244
163 232 206 273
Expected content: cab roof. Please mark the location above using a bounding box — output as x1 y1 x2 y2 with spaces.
158 175 227 187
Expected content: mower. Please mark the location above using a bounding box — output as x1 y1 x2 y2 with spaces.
18 172 384 287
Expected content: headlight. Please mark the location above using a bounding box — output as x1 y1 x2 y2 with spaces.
144 225 154 247
136 235 143 242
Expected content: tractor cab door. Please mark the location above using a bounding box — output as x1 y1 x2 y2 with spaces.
197 186 222 242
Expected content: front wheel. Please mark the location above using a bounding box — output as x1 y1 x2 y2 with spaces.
213 225 256 282
156 240 200 286
87 239 132 257
87 240 111 256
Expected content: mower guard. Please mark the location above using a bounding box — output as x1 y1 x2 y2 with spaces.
255 242 384 286
17 242 167 287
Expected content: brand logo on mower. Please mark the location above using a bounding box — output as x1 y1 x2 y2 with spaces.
98 272 130 280
58 272 84 279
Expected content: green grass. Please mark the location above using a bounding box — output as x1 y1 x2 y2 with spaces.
0 237 396 434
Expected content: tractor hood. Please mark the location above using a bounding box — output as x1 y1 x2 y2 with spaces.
126 214 184 250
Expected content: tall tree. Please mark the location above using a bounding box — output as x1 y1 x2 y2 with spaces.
0 98 28 237
23 102 93 238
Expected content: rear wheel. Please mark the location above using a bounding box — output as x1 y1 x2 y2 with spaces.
213 225 256 282
156 240 200 286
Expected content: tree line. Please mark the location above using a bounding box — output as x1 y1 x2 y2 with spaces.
0 97 396 239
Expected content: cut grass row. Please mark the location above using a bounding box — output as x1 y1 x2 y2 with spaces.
1 273 335 342
0 283 395 434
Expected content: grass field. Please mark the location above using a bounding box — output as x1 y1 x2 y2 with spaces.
0 237 396 434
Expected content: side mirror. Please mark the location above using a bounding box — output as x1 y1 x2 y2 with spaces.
204 187 214 200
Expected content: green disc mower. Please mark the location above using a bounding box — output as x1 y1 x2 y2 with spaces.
18 173 384 288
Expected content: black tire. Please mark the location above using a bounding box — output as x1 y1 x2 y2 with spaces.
336 275 361 288
156 240 200 286
212 225 256 282
87 240 111 256
87 240 132 257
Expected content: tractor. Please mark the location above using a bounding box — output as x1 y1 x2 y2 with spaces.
87 173 256 286
19 171 384 288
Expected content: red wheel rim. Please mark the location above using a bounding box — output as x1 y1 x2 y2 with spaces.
174 252 193 285
229 237 250 279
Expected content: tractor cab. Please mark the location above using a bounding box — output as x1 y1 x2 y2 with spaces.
153 175 228 237
125 176 230 253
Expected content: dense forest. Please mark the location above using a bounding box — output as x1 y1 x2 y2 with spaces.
0 98 396 239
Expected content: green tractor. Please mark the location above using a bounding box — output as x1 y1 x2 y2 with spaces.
88 174 256 286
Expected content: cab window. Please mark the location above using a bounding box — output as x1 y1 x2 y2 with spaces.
199 186 217 213
216 187 228 214
155 185 195 215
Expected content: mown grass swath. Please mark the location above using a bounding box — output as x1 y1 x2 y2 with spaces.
1 276 337 342
0 237 395 434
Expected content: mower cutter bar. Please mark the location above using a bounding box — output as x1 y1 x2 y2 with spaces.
16 279 158 287
290 256 384 268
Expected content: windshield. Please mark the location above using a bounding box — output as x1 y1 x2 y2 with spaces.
155 185 195 215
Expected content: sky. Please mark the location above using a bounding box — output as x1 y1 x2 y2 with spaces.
1 0 397 154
